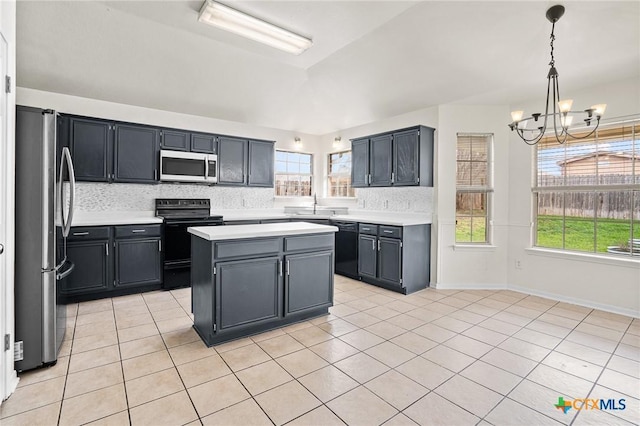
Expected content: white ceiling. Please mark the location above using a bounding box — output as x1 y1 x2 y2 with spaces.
16 1 640 135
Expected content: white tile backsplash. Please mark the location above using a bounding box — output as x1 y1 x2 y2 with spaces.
73 183 274 212
355 187 433 214
71 183 433 216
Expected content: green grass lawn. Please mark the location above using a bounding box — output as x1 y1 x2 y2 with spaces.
537 215 639 253
456 217 487 243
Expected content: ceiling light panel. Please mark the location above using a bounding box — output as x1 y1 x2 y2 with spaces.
198 0 313 55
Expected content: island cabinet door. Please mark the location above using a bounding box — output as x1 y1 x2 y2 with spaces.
215 257 281 331
284 251 334 316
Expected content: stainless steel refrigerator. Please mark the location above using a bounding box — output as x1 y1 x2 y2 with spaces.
14 106 76 372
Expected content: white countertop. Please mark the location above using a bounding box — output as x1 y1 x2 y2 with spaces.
71 211 163 227
213 209 431 226
189 222 338 241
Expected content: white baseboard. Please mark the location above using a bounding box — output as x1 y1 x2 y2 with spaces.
433 282 508 290
508 284 640 319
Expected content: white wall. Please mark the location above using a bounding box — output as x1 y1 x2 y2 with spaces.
435 105 511 289
1 0 17 403
507 76 640 317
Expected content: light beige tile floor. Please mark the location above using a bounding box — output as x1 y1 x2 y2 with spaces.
2 275 640 425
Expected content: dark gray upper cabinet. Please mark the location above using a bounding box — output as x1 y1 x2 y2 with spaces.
114 124 160 183
160 129 190 151
378 237 402 286
114 238 162 288
350 125 435 188
218 136 247 185
248 140 274 187
191 133 218 154
351 138 369 188
370 134 393 186
393 129 420 186
69 117 113 182
358 234 377 278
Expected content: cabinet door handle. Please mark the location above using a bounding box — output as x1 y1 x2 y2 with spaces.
286 260 290 276
73 232 89 236
391 172 395 183
378 240 381 251
362 227 370 231
278 260 282 277
105 243 109 256
368 174 371 185
158 240 162 252
383 230 393 234
372 239 375 251
131 229 146 233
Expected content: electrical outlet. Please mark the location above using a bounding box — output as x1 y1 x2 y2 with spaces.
515 260 522 269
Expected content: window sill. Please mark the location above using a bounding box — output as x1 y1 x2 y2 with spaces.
525 247 640 269
453 244 497 252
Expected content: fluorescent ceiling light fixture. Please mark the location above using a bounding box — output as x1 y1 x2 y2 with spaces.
198 0 313 55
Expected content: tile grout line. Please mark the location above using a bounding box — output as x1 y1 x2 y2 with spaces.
568 319 635 426
56 302 79 426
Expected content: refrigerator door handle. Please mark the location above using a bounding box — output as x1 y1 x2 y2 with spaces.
58 147 76 238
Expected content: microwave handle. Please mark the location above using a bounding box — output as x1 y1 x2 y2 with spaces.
204 157 209 180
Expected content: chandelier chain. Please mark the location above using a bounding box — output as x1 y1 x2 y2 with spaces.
549 22 556 68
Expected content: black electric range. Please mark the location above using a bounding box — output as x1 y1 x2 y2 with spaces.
156 199 223 289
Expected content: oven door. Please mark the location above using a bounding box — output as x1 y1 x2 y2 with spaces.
163 218 222 266
160 150 207 183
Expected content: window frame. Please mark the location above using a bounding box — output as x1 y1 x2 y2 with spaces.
327 149 355 198
274 149 314 198
455 133 494 245
532 120 639 259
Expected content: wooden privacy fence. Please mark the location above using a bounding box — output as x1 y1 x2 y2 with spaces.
537 174 638 219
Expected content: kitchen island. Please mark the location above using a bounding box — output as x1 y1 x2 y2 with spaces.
188 222 338 346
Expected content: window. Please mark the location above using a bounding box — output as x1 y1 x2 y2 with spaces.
275 150 313 196
534 122 639 257
328 150 355 197
456 134 493 243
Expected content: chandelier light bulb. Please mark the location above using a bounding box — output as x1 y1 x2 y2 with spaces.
558 99 573 113
511 110 524 122
560 115 574 127
591 104 607 116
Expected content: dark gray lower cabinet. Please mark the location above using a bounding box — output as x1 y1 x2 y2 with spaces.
60 225 162 302
358 235 377 278
62 240 110 295
216 257 281 330
378 237 402 286
353 223 431 294
285 251 333 315
115 238 162 288
191 232 335 346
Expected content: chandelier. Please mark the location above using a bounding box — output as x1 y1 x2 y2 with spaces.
509 5 606 145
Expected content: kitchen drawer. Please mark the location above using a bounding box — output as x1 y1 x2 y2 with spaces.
114 224 161 238
68 226 110 241
379 225 402 239
284 234 334 252
358 223 378 235
214 237 281 259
